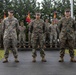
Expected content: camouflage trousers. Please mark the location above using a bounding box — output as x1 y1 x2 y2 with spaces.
59 38 74 58
44 32 50 44
3 38 18 58
50 33 57 46
19 33 26 46
31 33 45 58
28 32 31 46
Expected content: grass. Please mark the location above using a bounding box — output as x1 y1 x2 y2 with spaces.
0 50 11 60
65 49 76 56
0 50 4 60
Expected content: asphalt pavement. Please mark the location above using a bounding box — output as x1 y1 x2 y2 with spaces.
0 50 76 75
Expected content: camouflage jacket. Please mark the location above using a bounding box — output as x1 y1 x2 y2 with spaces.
58 17 76 40
49 24 58 34
45 22 50 33
19 26 26 34
29 19 45 34
2 17 19 39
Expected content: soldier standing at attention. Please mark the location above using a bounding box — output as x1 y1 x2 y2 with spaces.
49 19 58 48
2 10 19 63
30 13 46 62
58 9 76 62
19 21 26 48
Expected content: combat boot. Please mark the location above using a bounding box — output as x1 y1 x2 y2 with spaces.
32 57 36 62
15 58 19 63
59 57 64 62
70 58 76 62
41 57 47 62
3 58 8 63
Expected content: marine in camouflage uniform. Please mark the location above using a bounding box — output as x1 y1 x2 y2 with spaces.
19 21 26 48
2 10 19 63
49 20 58 48
58 9 76 62
30 13 46 62
44 19 50 48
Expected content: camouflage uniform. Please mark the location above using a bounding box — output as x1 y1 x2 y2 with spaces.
28 23 32 47
19 25 26 47
30 19 45 58
49 24 58 47
44 22 50 44
2 17 19 59
58 17 76 58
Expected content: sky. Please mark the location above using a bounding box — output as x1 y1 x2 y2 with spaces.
37 0 43 3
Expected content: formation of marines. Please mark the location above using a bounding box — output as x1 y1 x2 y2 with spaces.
0 8 76 63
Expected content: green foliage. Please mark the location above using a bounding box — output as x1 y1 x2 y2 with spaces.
74 0 76 19
0 0 76 21
0 0 4 19
41 0 71 21
66 49 76 56
0 50 4 60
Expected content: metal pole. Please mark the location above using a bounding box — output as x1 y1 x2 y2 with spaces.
70 0 74 18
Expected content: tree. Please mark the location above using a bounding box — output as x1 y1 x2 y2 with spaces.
74 0 76 19
0 0 37 20
41 0 53 22
41 0 71 20
0 0 4 19
0 0 76 20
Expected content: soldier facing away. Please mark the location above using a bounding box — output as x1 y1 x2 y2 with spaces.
2 10 19 63
30 13 46 62
19 21 26 48
58 9 76 62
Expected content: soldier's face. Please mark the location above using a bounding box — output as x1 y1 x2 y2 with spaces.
52 21 54 25
20 22 24 26
36 15 40 19
45 19 48 23
65 11 71 17
8 12 13 17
